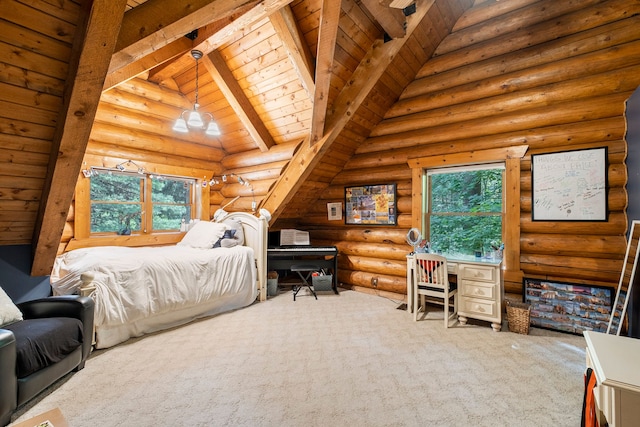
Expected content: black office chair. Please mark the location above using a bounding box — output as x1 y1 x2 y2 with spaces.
290 264 319 301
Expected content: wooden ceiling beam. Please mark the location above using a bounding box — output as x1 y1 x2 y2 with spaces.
269 5 316 99
146 0 293 85
104 37 193 91
204 51 275 152
361 0 406 39
147 2 261 84
310 0 341 145
111 0 263 75
260 0 433 222
31 0 128 276
384 0 415 10
326 0 433 128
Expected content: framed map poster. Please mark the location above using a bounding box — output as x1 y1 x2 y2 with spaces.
531 147 607 221
345 183 396 225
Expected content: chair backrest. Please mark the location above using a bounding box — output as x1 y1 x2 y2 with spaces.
414 253 449 291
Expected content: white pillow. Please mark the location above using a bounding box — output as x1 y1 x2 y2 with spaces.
178 221 228 248
223 218 245 246
0 287 23 327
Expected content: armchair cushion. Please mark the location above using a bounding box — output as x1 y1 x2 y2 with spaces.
0 288 22 327
0 295 93 427
4 318 83 378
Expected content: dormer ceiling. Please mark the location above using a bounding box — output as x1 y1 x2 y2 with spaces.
1 0 474 274
108 0 420 155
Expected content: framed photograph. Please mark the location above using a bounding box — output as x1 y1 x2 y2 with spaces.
523 278 613 334
531 147 607 221
345 183 396 225
327 202 342 221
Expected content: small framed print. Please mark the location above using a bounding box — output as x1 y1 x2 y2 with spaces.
327 202 342 221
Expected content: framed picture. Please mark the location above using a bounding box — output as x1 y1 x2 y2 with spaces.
523 278 613 334
531 147 607 221
327 202 342 221
345 183 397 225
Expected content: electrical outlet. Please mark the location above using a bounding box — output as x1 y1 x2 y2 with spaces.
371 277 378 287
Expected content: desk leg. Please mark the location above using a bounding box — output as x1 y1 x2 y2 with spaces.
406 259 413 313
332 255 339 294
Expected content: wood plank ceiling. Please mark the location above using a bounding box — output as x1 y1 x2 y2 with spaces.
0 0 472 275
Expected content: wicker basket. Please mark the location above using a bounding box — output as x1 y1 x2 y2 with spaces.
506 301 531 335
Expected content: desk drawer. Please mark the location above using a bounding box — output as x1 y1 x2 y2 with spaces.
460 296 498 319
459 265 496 282
461 280 496 300
447 262 458 274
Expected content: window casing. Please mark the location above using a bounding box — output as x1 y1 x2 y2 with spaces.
408 145 527 281
424 163 504 256
88 171 196 235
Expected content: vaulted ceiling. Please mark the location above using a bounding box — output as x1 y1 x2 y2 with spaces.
0 0 473 274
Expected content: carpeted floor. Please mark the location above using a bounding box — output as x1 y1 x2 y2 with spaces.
11 289 587 426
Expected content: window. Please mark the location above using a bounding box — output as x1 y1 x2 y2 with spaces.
151 177 194 231
425 163 504 256
89 171 196 235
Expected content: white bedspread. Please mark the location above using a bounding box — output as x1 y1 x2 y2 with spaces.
51 245 257 347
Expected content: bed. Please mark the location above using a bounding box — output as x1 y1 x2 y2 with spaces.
50 212 268 349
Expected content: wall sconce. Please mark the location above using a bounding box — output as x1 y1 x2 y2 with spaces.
203 173 257 213
172 50 221 136
82 168 98 178
202 173 251 188
82 160 146 178
115 160 145 174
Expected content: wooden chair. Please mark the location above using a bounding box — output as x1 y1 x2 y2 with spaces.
413 253 458 327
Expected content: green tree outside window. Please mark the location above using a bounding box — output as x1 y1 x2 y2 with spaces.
427 167 503 256
89 171 195 235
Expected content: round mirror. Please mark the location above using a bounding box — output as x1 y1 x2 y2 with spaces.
406 227 422 248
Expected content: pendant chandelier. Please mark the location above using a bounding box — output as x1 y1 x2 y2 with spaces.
173 50 220 136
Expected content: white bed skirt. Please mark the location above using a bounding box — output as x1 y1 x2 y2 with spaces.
94 288 255 349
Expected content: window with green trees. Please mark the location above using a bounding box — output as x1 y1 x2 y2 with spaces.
425 164 504 256
89 171 195 235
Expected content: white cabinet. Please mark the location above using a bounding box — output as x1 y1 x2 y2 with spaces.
406 254 503 331
455 261 503 332
584 331 640 427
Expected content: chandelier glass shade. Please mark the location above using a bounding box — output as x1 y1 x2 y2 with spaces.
173 49 220 136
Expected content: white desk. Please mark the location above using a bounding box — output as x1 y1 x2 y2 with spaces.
407 253 503 331
584 331 640 427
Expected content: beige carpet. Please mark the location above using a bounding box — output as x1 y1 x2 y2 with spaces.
12 289 587 426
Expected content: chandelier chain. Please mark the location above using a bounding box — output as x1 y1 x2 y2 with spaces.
172 48 219 136
194 53 199 108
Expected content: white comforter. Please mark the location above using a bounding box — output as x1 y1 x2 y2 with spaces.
51 245 257 347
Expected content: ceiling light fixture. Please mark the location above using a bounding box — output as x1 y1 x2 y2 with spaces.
173 50 220 136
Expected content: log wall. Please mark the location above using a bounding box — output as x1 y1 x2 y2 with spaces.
58 77 296 253
0 0 80 246
297 0 640 297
